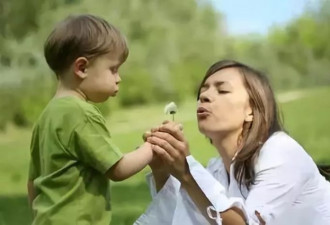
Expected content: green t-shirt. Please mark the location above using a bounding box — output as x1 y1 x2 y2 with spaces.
29 96 123 225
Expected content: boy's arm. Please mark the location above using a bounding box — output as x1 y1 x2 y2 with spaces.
106 142 153 181
27 180 36 209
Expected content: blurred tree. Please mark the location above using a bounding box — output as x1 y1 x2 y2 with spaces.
0 0 226 128
1 0 330 129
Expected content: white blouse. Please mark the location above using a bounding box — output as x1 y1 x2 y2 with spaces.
134 132 330 225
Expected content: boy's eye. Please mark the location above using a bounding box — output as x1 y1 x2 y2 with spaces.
110 67 118 73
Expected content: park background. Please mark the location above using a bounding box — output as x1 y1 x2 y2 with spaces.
0 0 330 224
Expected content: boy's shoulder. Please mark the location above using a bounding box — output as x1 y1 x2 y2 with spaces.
36 96 105 127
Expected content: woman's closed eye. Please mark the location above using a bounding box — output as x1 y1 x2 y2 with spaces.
217 90 230 94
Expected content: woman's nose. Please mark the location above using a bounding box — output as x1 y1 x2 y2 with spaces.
199 92 211 103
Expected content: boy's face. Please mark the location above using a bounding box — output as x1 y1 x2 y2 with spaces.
79 53 122 103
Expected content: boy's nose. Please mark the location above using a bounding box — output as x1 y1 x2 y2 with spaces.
116 74 121 84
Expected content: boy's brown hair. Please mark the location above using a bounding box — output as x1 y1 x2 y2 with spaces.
44 14 129 76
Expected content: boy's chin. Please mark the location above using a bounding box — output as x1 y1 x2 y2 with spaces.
89 94 111 103
111 90 119 97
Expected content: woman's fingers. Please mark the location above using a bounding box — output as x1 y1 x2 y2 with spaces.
150 126 159 133
159 122 185 142
150 131 186 154
158 121 189 156
151 140 190 182
151 144 174 164
162 120 170 125
147 136 180 159
148 123 191 182
148 121 182 136
162 120 183 130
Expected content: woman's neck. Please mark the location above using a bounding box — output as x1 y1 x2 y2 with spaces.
211 130 241 173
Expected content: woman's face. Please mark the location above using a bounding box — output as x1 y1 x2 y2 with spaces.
197 68 253 139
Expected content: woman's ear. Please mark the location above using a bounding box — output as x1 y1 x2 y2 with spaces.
245 112 253 122
74 57 88 79
244 100 253 122
244 103 253 122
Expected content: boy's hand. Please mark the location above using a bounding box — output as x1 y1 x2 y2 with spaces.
142 126 159 142
142 131 151 142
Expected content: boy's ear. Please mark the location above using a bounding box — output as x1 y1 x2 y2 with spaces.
74 57 88 79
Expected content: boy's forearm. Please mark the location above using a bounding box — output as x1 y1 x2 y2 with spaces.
106 142 153 181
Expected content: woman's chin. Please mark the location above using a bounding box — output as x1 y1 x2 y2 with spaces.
198 122 223 137
198 123 210 135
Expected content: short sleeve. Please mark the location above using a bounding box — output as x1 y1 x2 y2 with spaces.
29 126 39 180
28 159 37 180
69 115 123 174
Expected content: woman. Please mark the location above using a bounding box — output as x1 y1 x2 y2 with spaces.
135 60 330 225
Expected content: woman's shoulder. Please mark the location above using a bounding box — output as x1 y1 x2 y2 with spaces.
256 131 315 172
260 131 305 157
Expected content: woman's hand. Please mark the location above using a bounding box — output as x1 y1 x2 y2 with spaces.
143 127 166 173
145 122 248 225
147 121 191 182
143 125 171 192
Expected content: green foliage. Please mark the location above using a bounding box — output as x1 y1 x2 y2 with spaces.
1 0 330 131
0 0 226 129
265 0 330 88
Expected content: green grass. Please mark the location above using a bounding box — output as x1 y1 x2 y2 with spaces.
280 87 330 163
0 86 329 225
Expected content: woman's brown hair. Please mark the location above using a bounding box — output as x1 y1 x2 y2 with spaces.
197 60 283 190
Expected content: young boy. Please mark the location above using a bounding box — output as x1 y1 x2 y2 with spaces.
27 14 153 225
